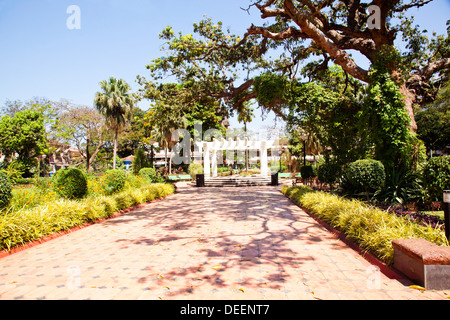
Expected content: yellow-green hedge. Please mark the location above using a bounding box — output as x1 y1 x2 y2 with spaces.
0 183 175 251
282 185 448 264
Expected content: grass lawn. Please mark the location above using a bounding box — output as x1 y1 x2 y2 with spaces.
423 211 445 220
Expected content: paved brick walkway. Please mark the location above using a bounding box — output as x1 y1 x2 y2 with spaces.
0 182 448 300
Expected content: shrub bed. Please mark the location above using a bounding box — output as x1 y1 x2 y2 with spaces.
281 185 448 264
139 167 157 183
101 169 127 195
0 183 175 251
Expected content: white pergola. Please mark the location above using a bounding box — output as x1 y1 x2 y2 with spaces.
195 138 277 178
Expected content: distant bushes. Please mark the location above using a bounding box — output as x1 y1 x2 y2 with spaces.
139 167 157 183
188 163 203 180
101 169 126 195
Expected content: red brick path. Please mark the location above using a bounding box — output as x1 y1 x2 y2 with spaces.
0 183 448 300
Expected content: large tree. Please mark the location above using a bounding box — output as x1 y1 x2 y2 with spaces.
0 110 47 176
141 1 450 132
56 103 106 171
94 77 135 169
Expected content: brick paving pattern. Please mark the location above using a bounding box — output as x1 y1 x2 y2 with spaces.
0 182 448 300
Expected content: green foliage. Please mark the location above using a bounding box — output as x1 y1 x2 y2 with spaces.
1 160 25 184
253 73 289 112
0 172 12 210
139 167 157 183
416 81 450 154
422 156 450 201
133 147 150 175
101 169 127 195
282 186 448 265
374 167 423 205
341 159 386 198
0 183 175 251
317 162 341 187
0 110 47 176
300 165 317 180
362 53 411 171
188 163 204 180
52 168 88 199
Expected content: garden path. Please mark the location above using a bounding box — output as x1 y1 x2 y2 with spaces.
0 182 448 300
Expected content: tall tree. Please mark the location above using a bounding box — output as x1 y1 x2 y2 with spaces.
56 103 106 171
94 77 135 169
0 110 47 176
142 3 450 132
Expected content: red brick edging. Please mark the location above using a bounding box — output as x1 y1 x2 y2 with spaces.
0 193 175 260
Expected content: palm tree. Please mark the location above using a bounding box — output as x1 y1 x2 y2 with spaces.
94 77 135 169
149 103 186 174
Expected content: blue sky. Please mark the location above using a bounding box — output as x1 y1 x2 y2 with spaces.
1 0 449 132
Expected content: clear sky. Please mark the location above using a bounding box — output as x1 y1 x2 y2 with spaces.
1 0 449 132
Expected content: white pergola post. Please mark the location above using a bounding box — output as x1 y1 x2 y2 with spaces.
203 142 210 178
260 141 268 176
211 148 218 177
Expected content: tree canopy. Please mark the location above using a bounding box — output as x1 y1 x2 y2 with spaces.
139 1 450 133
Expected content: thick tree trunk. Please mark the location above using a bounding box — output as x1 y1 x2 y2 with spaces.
399 83 418 132
113 128 118 170
86 137 90 172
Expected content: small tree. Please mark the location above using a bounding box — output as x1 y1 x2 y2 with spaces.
132 147 150 175
342 159 386 200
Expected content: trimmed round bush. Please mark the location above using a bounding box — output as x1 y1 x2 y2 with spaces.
139 167 157 183
101 169 127 195
52 168 88 199
422 155 450 201
0 171 12 210
344 159 385 193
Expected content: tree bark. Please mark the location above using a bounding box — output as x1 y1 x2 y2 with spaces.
113 128 118 170
399 83 418 131
86 137 90 172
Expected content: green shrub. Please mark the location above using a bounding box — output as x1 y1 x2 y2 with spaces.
139 167 157 183
422 155 450 201
101 169 127 195
188 163 203 180
52 168 88 199
282 185 448 264
300 165 317 179
300 165 317 185
341 159 385 198
317 162 341 187
0 172 12 210
1 160 25 184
